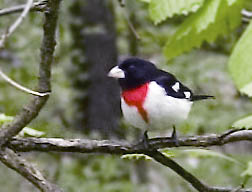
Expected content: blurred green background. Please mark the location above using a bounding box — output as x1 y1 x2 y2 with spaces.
0 0 252 191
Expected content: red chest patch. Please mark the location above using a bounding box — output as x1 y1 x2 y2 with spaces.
122 83 149 123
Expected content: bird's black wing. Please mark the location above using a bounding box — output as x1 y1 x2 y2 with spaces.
154 70 215 101
153 70 192 100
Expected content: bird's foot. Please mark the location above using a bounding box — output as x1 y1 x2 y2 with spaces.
171 126 179 147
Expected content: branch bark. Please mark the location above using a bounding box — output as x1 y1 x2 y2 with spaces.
145 150 251 192
8 129 252 153
0 148 62 192
7 129 252 192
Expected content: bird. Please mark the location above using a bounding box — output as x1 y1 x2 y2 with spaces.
108 57 214 138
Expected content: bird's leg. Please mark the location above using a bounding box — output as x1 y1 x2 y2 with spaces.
171 125 179 146
140 130 150 149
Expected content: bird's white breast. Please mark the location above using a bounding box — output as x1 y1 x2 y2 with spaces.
121 82 193 131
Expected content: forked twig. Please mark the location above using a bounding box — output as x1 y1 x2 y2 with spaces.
0 0 33 48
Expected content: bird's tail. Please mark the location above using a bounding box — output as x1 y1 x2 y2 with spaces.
191 95 215 101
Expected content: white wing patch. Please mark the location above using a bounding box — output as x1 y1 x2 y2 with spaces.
184 91 191 99
172 82 180 92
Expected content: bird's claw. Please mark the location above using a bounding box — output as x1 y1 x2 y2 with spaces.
171 126 179 147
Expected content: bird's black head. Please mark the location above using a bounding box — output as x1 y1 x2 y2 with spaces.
108 58 157 90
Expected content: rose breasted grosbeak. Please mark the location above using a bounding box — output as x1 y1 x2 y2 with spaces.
108 58 213 133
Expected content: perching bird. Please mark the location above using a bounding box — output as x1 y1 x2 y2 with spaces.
108 58 213 133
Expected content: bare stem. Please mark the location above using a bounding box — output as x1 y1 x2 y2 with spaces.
0 0 34 48
0 0 47 16
0 68 50 96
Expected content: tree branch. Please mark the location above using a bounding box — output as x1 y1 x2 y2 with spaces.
0 0 60 146
8 129 252 153
0 0 47 16
0 148 62 192
242 9 252 19
6 129 252 192
145 150 251 192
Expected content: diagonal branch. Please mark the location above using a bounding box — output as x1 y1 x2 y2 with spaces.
0 0 60 146
242 9 252 19
0 0 34 48
0 148 62 192
145 150 251 192
0 0 48 16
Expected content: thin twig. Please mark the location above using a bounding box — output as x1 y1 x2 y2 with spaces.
0 68 50 96
242 9 252 18
0 0 47 16
0 0 34 48
0 148 62 192
118 0 126 7
123 10 141 40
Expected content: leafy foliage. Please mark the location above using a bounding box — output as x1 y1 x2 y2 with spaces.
179 149 240 164
149 0 204 25
232 115 252 129
0 113 13 123
121 150 174 161
241 161 252 177
0 113 45 137
228 21 252 96
163 0 243 59
138 0 150 3
121 154 152 160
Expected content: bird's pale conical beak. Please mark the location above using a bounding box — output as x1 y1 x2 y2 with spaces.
107 66 125 79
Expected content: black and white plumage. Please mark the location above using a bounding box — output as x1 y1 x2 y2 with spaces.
108 58 213 130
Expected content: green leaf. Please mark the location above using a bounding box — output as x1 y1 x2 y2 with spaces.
232 115 252 129
0 113 13 124
0 113 45 137
228 21 252 96
138 0 150 3
149 0 204 25
19 127 45 137
164 0 243 59
241 161 252 177
160 149 176 158
182 149 240 164
240 83 252 97
121 154 152 161
121 150 174 161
